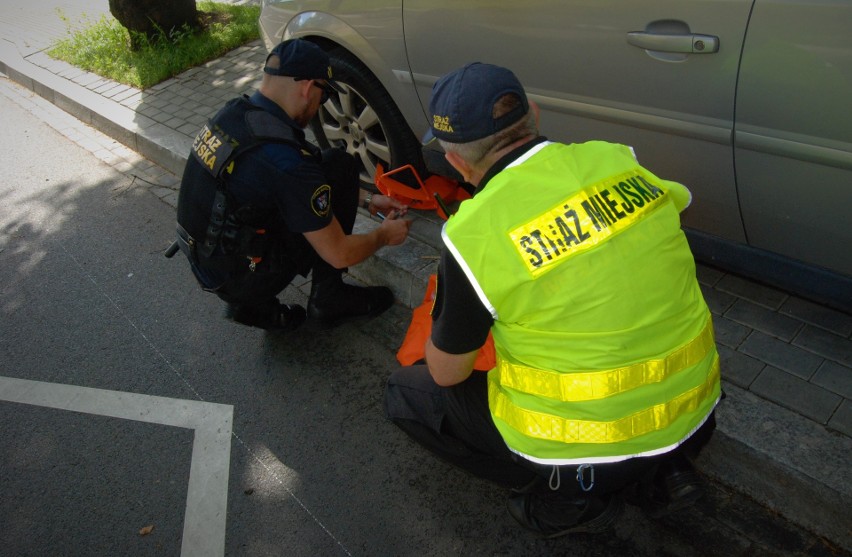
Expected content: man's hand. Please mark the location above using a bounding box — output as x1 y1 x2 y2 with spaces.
378 210 411 246
369 193 409 217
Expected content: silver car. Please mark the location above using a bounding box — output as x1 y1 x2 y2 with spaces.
259 1 852 313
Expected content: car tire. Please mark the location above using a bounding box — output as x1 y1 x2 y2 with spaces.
310 47 424 190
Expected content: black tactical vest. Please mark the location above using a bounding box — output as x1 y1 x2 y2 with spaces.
175 96 308 274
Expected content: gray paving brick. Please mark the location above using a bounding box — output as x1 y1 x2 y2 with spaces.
150 185 176 200
740 331 823 379
780 296 852 338
158 190 178 208
58 66 85 80
129 158 156 174
157 102 182 117
102 84 131 99
172 107 195 121
93 81 119 94
119 92 144 108
811 360 852 399
164 116 185 128
794 325 852 367
176 85 202 102
29 53 65 73
828 399 852 437
150 77 178 91
718 345 764 388
192 103 213 116
186 114 207 128
700 283 736 315
151 111 173 124
143 88 166 101
156 172 180 188
72 72 101 87
85 78 112 92
145 96 172 110
214 59 236 71
695 263 725 287
177 122 200 136
751 366 842 423
111 88 140 103
135 115 162 130
113 160 135 174
155 94 181 110
140 165 169 183
97 83 127 97
184 97 208 112
217 89 238 102
712 314 750 349
110 144 138 159
93 148 122 165
71 132 101 153
716 274 789 310
177 67 203 79
724 299 803 342
179 79 209 93
136 104 162 119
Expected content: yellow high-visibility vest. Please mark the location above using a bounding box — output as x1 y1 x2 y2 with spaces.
443 141 720 464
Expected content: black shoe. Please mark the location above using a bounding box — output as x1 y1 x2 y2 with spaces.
227 302 305 332
510 474 550 496
270 303 307 332
507 491 622 538
625 454 704 518
308 280 394 328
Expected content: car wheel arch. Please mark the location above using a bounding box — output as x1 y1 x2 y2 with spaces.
277 12 425 129
272 34 424 188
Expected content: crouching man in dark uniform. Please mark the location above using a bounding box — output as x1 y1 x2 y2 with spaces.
175 39 411 331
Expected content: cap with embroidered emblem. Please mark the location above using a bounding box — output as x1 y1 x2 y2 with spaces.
264 39 344 93
422 62 529 144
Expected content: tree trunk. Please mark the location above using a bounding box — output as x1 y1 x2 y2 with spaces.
109 0 199 50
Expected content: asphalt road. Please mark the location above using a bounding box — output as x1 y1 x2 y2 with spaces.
0 76 844 557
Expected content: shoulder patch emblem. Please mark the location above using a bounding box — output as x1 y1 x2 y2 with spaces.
311 184 332 217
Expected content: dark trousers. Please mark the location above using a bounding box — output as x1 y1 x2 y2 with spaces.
384 365 715 497
211 148 360 325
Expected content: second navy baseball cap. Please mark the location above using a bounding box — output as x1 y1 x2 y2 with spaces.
422 62 529 144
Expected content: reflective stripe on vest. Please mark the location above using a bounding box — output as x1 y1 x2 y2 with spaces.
496 315 715 402
489 352 720 445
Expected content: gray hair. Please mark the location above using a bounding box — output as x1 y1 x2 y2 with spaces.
438 94 537 165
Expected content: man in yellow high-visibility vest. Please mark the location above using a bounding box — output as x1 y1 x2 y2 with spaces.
384 63 720 538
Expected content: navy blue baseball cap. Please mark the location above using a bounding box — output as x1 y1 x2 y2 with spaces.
264 39 344 92
422 62 529 144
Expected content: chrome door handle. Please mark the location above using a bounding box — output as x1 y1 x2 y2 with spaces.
627 31 719 53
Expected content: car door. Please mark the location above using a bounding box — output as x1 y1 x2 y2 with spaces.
734 0 852 276
403 0 753 243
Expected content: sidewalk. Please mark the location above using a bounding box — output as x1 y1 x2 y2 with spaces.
1 5 850 552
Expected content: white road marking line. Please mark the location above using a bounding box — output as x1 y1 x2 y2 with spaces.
0 375 233 557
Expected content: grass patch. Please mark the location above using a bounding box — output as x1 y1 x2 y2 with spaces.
48 2 260 89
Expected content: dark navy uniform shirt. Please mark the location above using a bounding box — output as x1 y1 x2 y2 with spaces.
185 92 335 288
234 91 333 235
